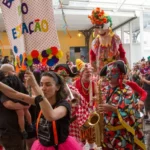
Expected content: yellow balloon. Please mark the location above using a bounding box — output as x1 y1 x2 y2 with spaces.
38 54 42 62
48 54 53 59
56 50 63 59
27 54 33 60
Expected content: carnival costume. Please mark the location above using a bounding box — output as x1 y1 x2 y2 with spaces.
100 60 146 150
88 7 127 73
54 63 89 141
74 59 97 149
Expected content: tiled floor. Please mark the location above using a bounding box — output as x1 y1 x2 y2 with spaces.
84 120 150 150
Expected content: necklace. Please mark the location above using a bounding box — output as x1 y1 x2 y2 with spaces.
80 79 89 91
80 80 90 96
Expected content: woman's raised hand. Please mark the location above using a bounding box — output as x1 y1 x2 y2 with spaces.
25 70 38 87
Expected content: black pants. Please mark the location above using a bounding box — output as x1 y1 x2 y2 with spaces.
0 134 25 150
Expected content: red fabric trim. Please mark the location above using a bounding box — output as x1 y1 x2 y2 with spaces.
89 49 96 62
118 44 126 64
126 81 147 101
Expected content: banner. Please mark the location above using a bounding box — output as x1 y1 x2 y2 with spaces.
0 0 63 68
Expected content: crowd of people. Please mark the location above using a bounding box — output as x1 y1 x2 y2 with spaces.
0 56 148 150
0 6 149 150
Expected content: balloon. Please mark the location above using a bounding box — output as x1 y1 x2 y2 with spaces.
26 59 33 66
51 47 58 55
31 50 39 58
27 54 33 60
52 56 59 64
48 54 53 59
46 48 52 55
42 58 48 66
41 50 49 58
38 54 43 62
33 58 40 64
56 50 63 59
19 54 23 62
47 59 55 66
13 46 18 53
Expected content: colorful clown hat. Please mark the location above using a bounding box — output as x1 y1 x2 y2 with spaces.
54 63 78 77
76 59 93 72
76 59 85 72
88 7 112 28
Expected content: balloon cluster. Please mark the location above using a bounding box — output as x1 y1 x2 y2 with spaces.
14 47 63 68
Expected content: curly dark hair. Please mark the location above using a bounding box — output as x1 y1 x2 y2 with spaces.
41 71 68 101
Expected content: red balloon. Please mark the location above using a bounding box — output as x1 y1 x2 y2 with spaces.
31 50 39 58
42 58 48 66
51 47 58 55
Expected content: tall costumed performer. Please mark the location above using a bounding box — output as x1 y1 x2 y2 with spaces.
88 7 127 73
88 7 128 148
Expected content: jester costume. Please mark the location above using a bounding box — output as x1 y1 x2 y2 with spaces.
74 59 97 148
100 60 146 150
67 84 89 141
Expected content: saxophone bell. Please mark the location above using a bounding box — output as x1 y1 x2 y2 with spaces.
81 111 100 130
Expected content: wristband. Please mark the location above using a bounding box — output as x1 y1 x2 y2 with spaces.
35 95 44 105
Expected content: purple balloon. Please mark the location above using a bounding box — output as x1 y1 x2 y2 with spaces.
41 50 49 58
52 56 59 64
33 58 40 64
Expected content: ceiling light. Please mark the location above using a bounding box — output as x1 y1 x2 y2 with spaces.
77 32 82 37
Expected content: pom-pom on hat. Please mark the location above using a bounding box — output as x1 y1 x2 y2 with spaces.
76 59 93 72
76 59 85 72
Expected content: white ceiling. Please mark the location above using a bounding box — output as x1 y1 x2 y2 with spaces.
0 0 150 32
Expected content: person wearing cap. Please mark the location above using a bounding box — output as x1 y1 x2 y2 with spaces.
88 7 127 73
54 62 90 142
99 60 145 150
73 59 98 150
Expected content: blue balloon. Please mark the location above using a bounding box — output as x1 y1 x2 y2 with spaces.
14 46 18 53
19 54 23 62
47 59 55 66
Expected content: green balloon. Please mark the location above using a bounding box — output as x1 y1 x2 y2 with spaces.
46 48 52 55
27 60 33 66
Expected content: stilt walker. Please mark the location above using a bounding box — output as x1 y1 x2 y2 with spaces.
88 7 130 148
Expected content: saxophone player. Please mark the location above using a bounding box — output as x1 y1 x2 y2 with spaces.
73 59 99 150
98 60 146 150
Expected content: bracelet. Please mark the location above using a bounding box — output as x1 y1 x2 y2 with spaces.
35 95 44 106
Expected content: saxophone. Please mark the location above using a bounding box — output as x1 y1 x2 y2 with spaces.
81 79 100 130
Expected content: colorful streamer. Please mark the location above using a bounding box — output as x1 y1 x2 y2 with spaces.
59 0 71 38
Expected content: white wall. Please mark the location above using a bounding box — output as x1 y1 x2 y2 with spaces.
123 43 142 69
123 44 130 64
